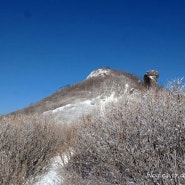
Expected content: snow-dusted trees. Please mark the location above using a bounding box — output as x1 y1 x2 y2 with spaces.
62 80 185 185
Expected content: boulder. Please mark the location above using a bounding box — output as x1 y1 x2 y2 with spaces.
144 70 159 87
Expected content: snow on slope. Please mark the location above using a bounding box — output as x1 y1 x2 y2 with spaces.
44 92 118 124
43 83 135 124
86 68 111 79
34 156 63 185
33 150 73 185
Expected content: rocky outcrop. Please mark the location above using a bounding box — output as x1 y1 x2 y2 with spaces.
144 70 159 87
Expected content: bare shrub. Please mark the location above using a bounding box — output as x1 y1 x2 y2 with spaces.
63 81 185 185
0 114 70 185
167 78 185 95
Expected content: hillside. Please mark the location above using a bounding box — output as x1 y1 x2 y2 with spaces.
2 67 181 185
10 68 146 124
16 68 144 114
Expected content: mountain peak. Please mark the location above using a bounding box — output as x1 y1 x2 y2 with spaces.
86 67 111 79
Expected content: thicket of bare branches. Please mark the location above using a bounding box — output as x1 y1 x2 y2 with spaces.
0 114 71 185
1 79 185 185
62 79 185 185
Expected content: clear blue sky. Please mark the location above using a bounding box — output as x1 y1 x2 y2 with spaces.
0 0 185 114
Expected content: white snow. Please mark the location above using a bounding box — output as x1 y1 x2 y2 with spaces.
44 93 118 124
86 68 111 79
33 149 73 185
52 100 92 114
44 99 95 124
34 156 63 185
148 76 156 80
124 83 129 94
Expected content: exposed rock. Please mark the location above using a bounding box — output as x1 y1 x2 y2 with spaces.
144 70 159 87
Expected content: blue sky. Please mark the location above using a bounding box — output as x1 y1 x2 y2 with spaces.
0 0 185 114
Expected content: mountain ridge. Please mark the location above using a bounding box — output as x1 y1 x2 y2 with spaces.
10 67 145 116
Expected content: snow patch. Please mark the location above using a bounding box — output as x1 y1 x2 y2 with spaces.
124 83 129 94
87 68 111 79
44 93 118 124
44 99 94 124
52 100 92 114
34 156 63 185
33 149 73 185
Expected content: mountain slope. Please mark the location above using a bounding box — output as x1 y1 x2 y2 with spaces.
13 68 144 115
10 68 145 124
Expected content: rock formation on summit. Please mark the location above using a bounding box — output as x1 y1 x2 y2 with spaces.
144 70 159 87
